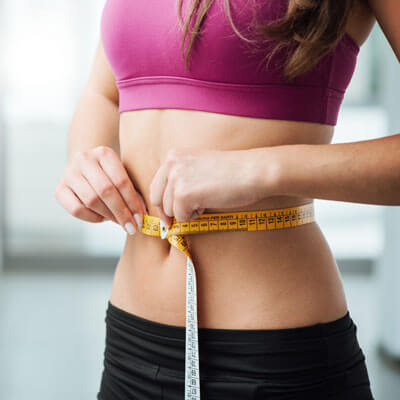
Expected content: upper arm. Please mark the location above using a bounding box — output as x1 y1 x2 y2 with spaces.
367 0 400 62
84 37 119 106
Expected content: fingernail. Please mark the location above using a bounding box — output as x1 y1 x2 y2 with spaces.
134 213 143 228
125 222 136 235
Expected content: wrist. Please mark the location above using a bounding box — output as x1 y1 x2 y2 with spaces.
246 146 285 200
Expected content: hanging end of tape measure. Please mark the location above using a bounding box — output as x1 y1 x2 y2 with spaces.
160 219 169 239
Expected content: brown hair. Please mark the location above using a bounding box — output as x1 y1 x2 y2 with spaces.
177 0 355 81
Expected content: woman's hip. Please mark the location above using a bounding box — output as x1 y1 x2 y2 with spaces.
97 300 374 400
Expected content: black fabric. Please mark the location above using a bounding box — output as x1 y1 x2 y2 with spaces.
97 300 374 399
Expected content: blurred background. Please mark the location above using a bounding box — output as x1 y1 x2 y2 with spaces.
0 1 400 399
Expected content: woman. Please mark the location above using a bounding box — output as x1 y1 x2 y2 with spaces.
54 0 398 399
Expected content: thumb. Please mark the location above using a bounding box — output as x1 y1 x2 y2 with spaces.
157 206 173 229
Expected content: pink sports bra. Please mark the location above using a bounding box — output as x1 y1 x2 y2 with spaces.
100 0 360 126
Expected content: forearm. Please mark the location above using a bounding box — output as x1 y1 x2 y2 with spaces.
253 133 400 206
67 87 120 163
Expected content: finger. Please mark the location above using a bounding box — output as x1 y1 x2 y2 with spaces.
79 159 138 233
189 207 205 221
163 178 174 218
156 205 174 228
149 163 169 209
174 190 198 223
96 147 147 223
63 169 115 221
55 183 105 223
156 178 172 227
173 197 190 223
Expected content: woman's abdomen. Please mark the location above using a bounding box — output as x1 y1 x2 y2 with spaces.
110 108 347 329
109 216 348 330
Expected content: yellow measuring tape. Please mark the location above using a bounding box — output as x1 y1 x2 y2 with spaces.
137 202 315 400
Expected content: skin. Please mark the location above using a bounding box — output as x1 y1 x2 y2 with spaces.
55 0 395 329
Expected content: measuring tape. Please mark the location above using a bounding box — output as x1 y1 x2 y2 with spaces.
138 202 315 399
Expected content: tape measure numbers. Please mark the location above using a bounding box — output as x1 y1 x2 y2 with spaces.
138 202 315 400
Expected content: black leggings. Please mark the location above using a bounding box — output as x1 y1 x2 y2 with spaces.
97 301 374 400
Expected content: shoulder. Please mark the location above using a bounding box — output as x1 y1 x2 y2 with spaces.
365 0 400 60
345 0 376 48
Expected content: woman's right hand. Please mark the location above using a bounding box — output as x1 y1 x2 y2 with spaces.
54 145 148 235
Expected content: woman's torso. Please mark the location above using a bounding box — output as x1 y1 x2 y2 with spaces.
109 0 375 329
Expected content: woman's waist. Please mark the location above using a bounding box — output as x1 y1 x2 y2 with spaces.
137 197 316 249
124 202 336 296
131 197 320 261
116 220 347 330
113 257 347 331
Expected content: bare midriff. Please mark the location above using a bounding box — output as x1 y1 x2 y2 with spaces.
109 108 348 330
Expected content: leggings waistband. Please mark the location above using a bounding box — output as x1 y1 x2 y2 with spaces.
106 300 353 343
104 301 364 377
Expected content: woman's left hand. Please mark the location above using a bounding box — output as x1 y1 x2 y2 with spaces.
149 147 278 226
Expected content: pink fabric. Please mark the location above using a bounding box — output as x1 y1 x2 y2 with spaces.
100 0 359 125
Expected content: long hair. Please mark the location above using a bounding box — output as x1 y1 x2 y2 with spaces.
177 0 355 81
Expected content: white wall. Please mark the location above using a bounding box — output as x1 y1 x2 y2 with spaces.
3 0 105 256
